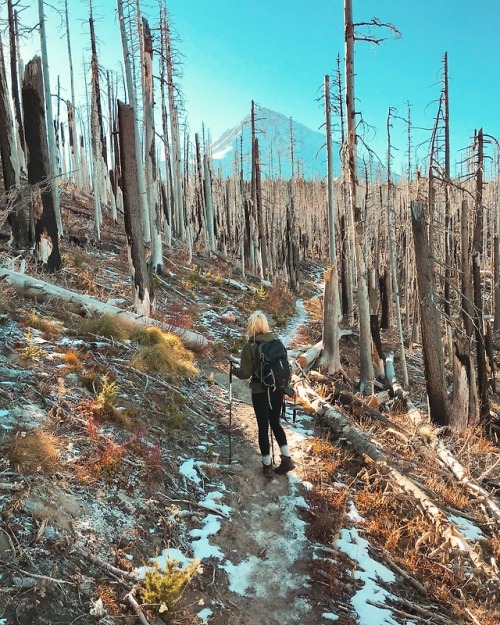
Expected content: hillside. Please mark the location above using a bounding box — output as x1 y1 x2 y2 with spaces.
0 191 499 625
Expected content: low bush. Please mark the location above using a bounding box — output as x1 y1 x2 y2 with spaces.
141 559 201 614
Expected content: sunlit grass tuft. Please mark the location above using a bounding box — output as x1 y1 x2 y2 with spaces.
130 327 198 378
79 313 135 341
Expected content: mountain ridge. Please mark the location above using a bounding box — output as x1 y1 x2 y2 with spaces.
210 106 338 180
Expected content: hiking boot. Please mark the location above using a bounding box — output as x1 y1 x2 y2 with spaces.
262 463 274 478
274 455 295 475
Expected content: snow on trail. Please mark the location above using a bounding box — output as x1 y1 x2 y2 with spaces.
135 292 490 624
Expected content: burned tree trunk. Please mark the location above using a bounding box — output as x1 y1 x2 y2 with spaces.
472 129 490 425
460 199 474 337
251 102 269 279
117 0 150 243
285 182 300 291
320 74 341 373
344 0 374 392
118 101 154 317
38 0 62 234
7 0 25 166
22 57 61 272
161 4 184 240
0 32 30 247
142 17 163 272
411 201 449 426
450 334 474 432
203 153 216 253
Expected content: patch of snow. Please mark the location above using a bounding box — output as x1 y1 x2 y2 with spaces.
448 514 483 541
337 527 397 625
322 614 339 621
281 299 307 348
199 491 232 516
348 501 365 523
179 458 202 485
197 608 213 623
136 548 192 580
189 514 225 560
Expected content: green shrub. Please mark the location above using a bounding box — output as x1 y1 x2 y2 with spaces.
141 560 200 613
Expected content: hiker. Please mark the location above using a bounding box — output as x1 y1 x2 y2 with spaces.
231 310 295 478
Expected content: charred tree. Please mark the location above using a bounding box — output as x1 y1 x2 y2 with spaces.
471 129 490 425
7 0 26 167
63 0 81 186
38 0 62 234
161 3 185 240
344 0 374 392
0 31 30 247
142 17 163 272
117 0 151 242
320 74 341 373
22 57 61 272
411 201 449 426
118 100 154 317
386 107 408 387
251 101 269 279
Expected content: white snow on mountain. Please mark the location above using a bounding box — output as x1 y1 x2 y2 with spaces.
210 105 339 180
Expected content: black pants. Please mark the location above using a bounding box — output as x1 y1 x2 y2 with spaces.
252 390 287 456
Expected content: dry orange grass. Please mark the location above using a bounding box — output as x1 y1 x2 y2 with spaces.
93 582 120 615
7 430 60 474
63 349 83 370
423 475 469 509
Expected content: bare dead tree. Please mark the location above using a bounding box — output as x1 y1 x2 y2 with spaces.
320 74 341 373
343 0 400 392
22 56 61 272
471 129 491 425
411 200 450 426
118 100 154 316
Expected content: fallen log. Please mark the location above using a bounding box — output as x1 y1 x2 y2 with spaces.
295 340 323 371
295 379 499 580
334 389 408 433
434 440 500 524
0 268 208 351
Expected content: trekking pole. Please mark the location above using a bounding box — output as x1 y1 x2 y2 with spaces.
228 361 233 464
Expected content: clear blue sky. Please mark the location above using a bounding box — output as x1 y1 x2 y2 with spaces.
11 0 500 174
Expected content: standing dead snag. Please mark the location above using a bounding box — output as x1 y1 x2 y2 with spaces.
37 0 62 235
343 1 400 392
22 56 61 272
118 100 154 317
117 0 150 243
471 129 491 426
344 0 374 392
142 17 163 273
411 201 450 426
0 30 30 247
320 74 341 374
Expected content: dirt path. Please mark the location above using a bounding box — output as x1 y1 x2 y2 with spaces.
204 371 329 625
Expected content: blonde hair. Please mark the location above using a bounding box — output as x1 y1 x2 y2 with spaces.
247 310 270 339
